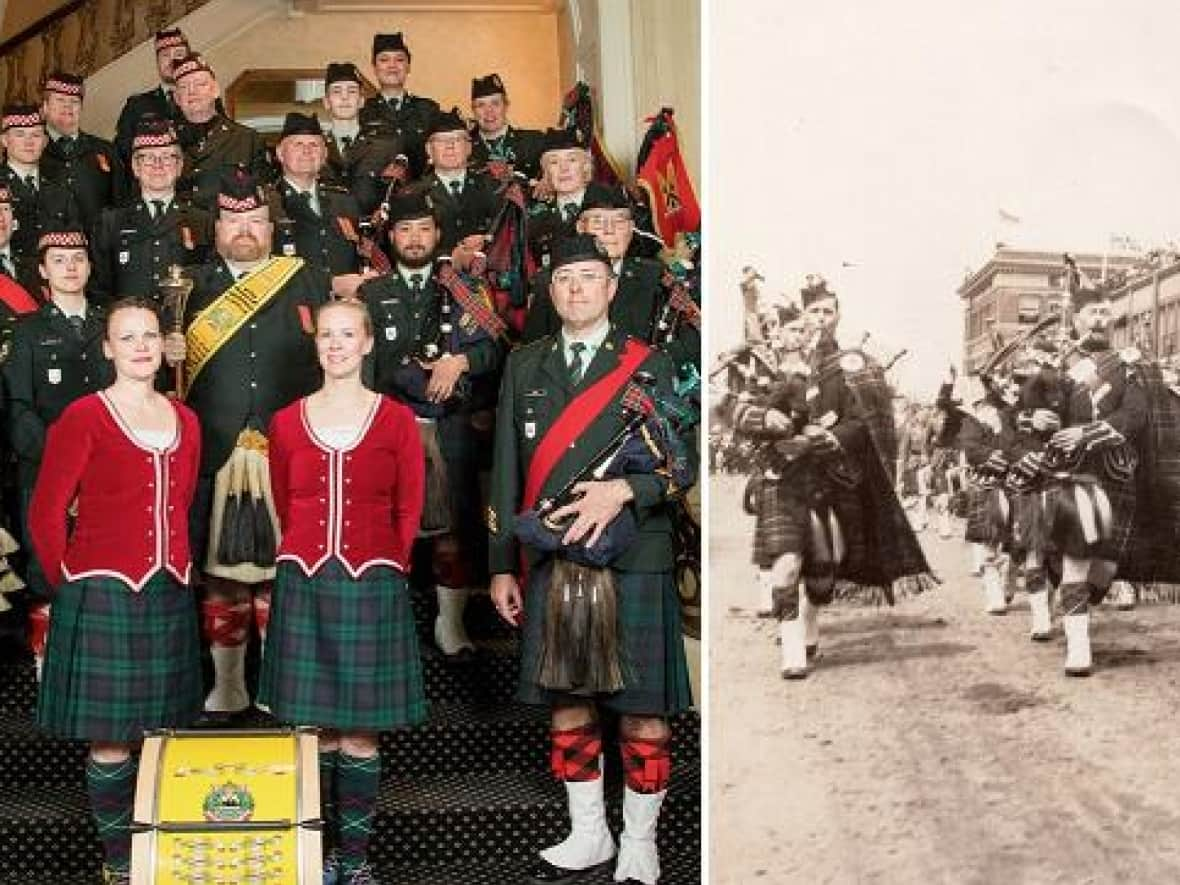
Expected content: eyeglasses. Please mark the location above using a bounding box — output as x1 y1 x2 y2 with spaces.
430 134 470 147
135 153 180 167
552 269 610 287
581 214 632 232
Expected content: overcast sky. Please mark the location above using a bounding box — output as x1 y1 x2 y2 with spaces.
707 0 1180 397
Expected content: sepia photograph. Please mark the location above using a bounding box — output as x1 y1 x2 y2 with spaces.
709 1 1180 882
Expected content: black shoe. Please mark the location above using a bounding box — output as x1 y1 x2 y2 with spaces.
523 856 614 883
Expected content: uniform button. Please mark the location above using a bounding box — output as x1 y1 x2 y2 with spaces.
249 351 256 358
250 381 257 388
81 354 87 361
249 322 257 330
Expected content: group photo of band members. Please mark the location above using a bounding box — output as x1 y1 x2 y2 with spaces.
0 14 701 885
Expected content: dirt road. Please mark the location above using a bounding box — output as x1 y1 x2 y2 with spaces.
709 474 1180 885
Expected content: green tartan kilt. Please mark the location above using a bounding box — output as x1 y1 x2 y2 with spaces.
37 573 203 742
518 562 693 716
258 559 427 731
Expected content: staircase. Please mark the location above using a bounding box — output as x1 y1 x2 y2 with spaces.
0 592 700 884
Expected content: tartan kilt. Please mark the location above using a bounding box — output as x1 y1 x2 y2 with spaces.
258 559 427 730
750 476 809 568
1044 476 1136 562
964 485 1007 545
37 573 202 742
517 563 693 717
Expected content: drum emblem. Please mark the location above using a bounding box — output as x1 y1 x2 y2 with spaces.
202 781 256 822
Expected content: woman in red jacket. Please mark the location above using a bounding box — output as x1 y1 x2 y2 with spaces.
259 297 425 885
29 296 202 885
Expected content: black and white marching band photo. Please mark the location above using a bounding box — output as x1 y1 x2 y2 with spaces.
709 1 1180 882
0 2 701 883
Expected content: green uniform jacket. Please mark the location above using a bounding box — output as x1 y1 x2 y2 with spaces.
271 181 361 275
487 327 693 575
2 301 112 487
176 115 272 212
357 266 503 413
89 198 213 306
323 125 408 217
0 166 78 260
182 259 329 474
358 94 441 178
469 125 545 182
522 256 700 375
411 170 503 251
40 132 127 234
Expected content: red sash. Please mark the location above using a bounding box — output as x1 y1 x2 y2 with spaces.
0 274 38 315
521 338 651 511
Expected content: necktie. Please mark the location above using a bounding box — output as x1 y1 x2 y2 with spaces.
296 190 316 215
389 97 401 113
448 179 462 199
151 199 166 219
25 175 37 193
340 135 353 151
67 314 84 337
0 254 12 278
58 136 75 156
568 341 587 384
562 202 578 224
409 273 423 294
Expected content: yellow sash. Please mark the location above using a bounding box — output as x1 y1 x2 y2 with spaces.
184 257 305 390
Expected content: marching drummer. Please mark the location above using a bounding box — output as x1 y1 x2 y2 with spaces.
259 297 426 885
28 297 203 885
488 235 694 885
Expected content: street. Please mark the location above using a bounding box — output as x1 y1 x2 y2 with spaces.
709 473 1180 885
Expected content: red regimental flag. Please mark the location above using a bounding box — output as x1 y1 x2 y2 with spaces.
636 109 700 247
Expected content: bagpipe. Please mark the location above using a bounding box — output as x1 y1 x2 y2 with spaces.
355 154 411 274
514 373 696 692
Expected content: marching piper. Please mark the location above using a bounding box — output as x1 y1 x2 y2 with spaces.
488 235 695 884
260 298 426 885
414 108 502 253
29 297 202 885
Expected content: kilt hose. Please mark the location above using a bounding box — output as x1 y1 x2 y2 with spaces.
517 562 693 717
750 475 809 569
258 560 427 730
37 574 203 742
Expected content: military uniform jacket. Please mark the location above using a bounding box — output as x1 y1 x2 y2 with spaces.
90 198 213 306
182 259 329 474
358 94 440 177
271 180 361 275
40 132 126 233
0 166 78 259
357 267 503 416
522 257 700 373
469 125 545 182
807 336 868 454
114 86 183 163
487 327 691 575
412 170 502 250
176 115 272 212
2 300 112 487
323 125 408 217
526 198 579 268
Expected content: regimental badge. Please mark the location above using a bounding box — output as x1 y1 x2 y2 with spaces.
96 153 110 174
47 368 61 385
385 326 397 341
525 421 536 439
485 505 498 534
459 312 477 335
282 242 296 257
181 225 195 251
118 250 130 265
297 304 314 334
202 781 255 823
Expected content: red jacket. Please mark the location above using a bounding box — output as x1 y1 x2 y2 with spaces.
268 394 424 577
29 393 201 591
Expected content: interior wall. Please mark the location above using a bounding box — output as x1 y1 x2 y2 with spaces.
83 1 562 140
631 0 699 186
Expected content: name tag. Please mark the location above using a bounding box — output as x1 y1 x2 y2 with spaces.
47 368 62 385
118 250 130 265
524 421 537 439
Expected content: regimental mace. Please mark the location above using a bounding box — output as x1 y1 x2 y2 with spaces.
158 264 194 398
